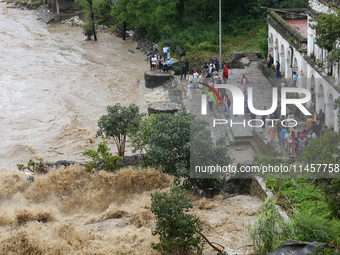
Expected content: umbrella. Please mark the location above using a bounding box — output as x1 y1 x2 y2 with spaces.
163 39 173 43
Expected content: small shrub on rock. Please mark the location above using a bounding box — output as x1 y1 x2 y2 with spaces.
83 140 122 172
150 185 205 254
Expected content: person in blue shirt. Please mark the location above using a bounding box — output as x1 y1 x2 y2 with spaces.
167 46 170 59
311 131 317 139
162 58 172 73
280 127 286 149
293 72 298 87
244 96 250 116
166 58 172 72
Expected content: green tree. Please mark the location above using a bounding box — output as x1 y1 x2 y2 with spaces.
77 0 97 40
300 128 340 220
257 27 269 62
300 130 340 165
151 185 205 254
129 112 232 197
127 114 153 165
310 9 340 75
83 140 123 172
110 0 178 40
97 103 144 156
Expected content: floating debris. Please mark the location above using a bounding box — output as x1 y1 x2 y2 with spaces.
61 16 83 27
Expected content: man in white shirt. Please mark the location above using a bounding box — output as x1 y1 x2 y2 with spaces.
151 55 157 72
285 128 291 154
214 73 221 84
193 70 198 87
187 81 193 101
163 45 168 62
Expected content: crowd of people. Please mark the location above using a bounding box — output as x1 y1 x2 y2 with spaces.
149 50 330 159
147 45 230 84
266 106 331 157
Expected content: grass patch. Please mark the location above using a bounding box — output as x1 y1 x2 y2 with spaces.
171 26 264 69
264 177 340 246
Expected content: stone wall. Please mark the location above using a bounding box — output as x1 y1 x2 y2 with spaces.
250 175 291 223
250 175 271 199
253 130 275 156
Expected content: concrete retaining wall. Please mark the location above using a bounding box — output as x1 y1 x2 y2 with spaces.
250 175 290 223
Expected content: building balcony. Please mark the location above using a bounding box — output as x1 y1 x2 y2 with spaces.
267 9 308 54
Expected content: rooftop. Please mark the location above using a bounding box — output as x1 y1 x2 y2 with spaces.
285 19 308 38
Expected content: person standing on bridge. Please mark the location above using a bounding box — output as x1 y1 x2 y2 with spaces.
149 53 154 71
224 94 231 117
240 75 248 93
151 54 158 72
244 96 250 116
208 92 214 111
268 122 276 141
187 80 193 101
223 64 228 83
276 60 280 78
267 54 273 69
163 45 168 62
181 62 187 80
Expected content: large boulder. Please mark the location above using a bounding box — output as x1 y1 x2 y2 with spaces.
265 241 336 255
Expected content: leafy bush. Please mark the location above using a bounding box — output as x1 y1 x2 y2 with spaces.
97 103 144 156
249 196 293 255
82 21 93 36
263 177 340 246
150 185 204 254
83 140 123 172
308 246 340 255
129 112 232 197
292 214 332 243
17 158 50 175
257 26 268 57
324 179 340 220
315 178 340 220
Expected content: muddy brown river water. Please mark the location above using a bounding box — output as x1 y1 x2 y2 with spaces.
0 3 167 170
0 4 262 254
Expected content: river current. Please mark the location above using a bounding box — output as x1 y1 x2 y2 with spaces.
0 3 164 170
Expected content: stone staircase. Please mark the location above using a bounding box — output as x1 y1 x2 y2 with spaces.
35 5 55 23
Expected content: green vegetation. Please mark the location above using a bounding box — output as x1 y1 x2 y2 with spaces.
311 8 340 70
83 140 123 172
17 158 50 174
96 103 144 157
151 185 205 254
300 130 340 165
263 177 340 246
77 0 97 40
249 196 294 255
75 0 309 64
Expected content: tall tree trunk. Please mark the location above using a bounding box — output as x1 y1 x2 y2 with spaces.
88 0 97 41
123 21 126 41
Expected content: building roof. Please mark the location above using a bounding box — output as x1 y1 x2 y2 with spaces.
285 19 308 38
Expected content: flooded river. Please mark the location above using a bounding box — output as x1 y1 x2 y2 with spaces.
0 3 166 170
0 4 262 254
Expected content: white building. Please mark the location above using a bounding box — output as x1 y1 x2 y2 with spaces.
267 0 340 131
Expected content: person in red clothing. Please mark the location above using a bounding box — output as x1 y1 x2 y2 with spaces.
223 64 228 83
224 93 231 117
